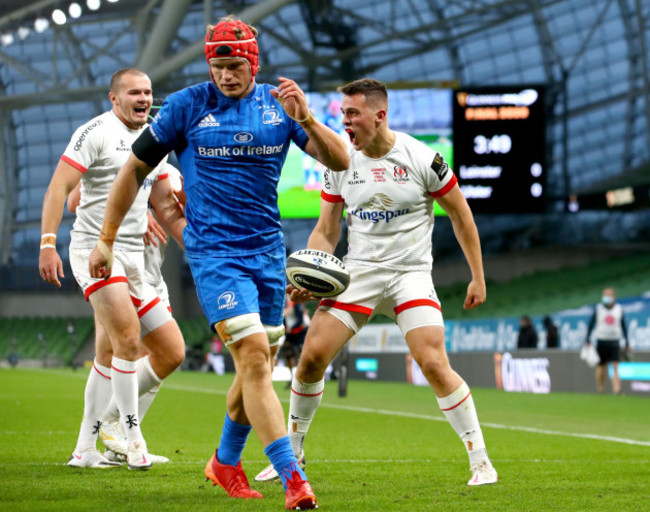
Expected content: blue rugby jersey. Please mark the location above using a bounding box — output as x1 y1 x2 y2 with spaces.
148 82 309 257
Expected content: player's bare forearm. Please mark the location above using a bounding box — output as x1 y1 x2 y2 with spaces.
40 162 80 286
303 124 350 172
100 154 152 245
439 186 485 308
154 202 186 250
307 200 343 254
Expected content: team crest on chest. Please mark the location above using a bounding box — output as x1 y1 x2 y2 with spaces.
392 165 409 184
261 106 283 125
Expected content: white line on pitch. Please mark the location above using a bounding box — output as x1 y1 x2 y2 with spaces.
164 384 650 448
11 371 650 449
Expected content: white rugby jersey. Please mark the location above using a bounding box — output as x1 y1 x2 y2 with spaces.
143 163 183 287
593 303 625 342
322 131 457 271
62 110 167 252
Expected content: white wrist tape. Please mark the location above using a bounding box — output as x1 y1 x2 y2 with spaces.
96 239 114 270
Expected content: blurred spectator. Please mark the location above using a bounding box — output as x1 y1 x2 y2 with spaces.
543 316 559 349
585 287 630 394
277 293 310 388
517 315 538 349
206 335 226 375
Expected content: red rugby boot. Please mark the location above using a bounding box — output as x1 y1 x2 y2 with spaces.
284 470 318 510
204 450 263 499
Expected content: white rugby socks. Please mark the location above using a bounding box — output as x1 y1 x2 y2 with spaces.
110 357 143 444
436 381 489 467
102 355 162 423
288 377 325 457
73 359 112 453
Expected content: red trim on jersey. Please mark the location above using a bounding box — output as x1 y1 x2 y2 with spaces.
130 295 142 307
167 306 172 313
84 276 128 301
428 173 457 198
111 364 136 375
394 298 441 316
93 362 111 380
321 191 344 203
290 388 324 397
319 299 373 316
157 173 169 181
138 297 161 318
440 390 471 411
61 155 87 174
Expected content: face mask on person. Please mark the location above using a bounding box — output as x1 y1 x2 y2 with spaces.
602 295 614 305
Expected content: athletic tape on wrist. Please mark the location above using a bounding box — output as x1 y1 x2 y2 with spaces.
96 239 114 270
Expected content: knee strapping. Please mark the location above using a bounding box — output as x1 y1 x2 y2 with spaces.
265 324 286 347
214 313 265 345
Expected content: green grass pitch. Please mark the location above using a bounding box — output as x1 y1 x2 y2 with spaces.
1 368 648 511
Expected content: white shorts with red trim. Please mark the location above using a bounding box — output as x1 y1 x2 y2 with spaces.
318 262 443 336
69 247 172 336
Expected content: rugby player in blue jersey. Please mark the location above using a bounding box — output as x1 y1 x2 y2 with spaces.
88 15 349 510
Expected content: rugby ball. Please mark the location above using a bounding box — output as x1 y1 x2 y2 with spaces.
286 249 350 298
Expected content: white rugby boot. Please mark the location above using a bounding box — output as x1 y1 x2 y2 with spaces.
99 420 128 456
126 440 153 470
467 461 498 486
254 450 305 482
68 449 122 468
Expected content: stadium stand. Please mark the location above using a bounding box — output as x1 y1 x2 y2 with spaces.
0 317 93 366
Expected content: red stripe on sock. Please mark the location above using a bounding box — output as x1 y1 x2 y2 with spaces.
111 364 136 374
291 388 324 397
440 391 471 411
93 362 111 380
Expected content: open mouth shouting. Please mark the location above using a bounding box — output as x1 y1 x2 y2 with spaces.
345 128 356 145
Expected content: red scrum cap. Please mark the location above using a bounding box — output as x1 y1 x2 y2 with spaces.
204 19 259 77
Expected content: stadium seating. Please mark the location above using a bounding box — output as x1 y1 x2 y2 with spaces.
0 317 93 366
2 254 648 365
436 253 650 320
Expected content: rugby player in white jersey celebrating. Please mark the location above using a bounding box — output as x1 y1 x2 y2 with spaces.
256 78 498 487
39 68 186 470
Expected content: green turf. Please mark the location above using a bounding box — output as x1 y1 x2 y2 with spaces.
1 368 648 511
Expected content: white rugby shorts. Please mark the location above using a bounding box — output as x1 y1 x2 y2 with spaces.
318 262 444 336
69 247 172 336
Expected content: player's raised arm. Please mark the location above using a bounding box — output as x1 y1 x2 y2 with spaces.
88 152 153 279
272 77 350 172
436 184 486 309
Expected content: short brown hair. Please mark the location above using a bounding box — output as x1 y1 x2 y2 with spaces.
338 78 388 108
109 68 147 94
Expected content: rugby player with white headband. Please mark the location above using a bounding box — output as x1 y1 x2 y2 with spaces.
88 15 349 510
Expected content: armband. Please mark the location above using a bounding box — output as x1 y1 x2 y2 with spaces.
132 128 171 168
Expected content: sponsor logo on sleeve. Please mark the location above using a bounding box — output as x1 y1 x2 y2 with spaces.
73 119 103 151
323 168 331 190
430 153 449 181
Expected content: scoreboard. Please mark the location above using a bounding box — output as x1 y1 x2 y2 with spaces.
452 86 547 213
